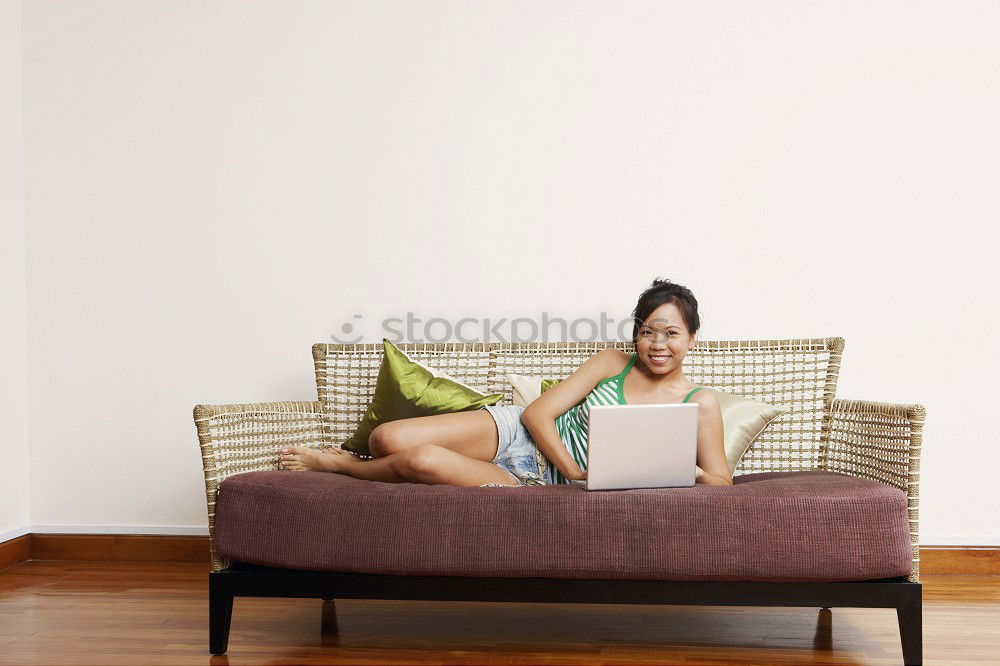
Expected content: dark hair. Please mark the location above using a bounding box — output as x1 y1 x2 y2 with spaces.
630 278 700 345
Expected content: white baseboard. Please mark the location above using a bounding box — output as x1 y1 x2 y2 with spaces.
0 525 30 543
1 525 997 547
919 536 1000 547
1 524 208 542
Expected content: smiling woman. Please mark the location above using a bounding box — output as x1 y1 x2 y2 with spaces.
520 277 732 487
280 278 731 489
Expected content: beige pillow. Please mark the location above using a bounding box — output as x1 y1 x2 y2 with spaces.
506 373 787 475
508 372 552 408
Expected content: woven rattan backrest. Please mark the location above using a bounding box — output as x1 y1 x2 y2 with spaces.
312 337 844 475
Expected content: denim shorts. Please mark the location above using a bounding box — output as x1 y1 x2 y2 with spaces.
480 404 549 487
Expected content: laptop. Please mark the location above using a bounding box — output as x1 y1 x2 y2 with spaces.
569 403 699 490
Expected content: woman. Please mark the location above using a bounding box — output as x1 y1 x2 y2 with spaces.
279 278 733 487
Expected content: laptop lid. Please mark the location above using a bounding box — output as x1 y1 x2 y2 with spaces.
572 403 699 490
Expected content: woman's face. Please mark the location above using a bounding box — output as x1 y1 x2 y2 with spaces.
634 302 695 374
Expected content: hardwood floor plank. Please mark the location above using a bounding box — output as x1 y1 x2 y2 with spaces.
1 560 998 664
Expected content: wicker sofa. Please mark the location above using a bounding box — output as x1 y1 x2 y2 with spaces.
194 337 924 663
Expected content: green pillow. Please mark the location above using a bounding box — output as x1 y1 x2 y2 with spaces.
341 338 504 456
540 378 562 393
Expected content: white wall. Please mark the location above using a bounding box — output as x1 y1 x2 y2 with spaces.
0 0 30 542
18 1 999 543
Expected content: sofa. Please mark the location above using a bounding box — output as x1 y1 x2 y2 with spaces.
194 337 924 664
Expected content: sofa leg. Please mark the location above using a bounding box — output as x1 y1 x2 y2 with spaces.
813 607 833 651
209 581 234 656
321 598 339 640
896 589 923 665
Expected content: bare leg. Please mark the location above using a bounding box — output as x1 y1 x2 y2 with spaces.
280 443 520 486
368 409 501 461
335 451 413 483
279 447 409 482
279 408 521 486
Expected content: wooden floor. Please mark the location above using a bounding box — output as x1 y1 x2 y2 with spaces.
1 560 998 665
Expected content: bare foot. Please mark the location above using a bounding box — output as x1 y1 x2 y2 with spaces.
279 445 353 473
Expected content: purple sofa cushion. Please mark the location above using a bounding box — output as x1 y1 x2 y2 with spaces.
213 469 912 582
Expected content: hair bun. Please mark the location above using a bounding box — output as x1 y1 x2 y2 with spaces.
631 277 700 340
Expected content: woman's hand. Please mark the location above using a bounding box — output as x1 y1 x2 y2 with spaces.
695 464 733 486
571 468 588 481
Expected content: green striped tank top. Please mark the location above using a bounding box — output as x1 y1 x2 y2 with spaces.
546 352 705 485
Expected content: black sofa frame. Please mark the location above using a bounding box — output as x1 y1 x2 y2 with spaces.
209 562 922 664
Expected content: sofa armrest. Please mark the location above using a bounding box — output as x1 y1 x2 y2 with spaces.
824 399 925 582
193 400 329 571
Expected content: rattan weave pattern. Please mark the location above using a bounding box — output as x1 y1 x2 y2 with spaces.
312 339 843 475
827 399 925 581
194 401 329 571
195 337 924 581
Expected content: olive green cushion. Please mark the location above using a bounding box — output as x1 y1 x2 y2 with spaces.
341 338 504 456
507 373 787 475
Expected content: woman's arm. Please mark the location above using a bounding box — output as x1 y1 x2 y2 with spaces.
692 390 733 486
521 414 587 481
696 465 732 486
521 349 624 482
